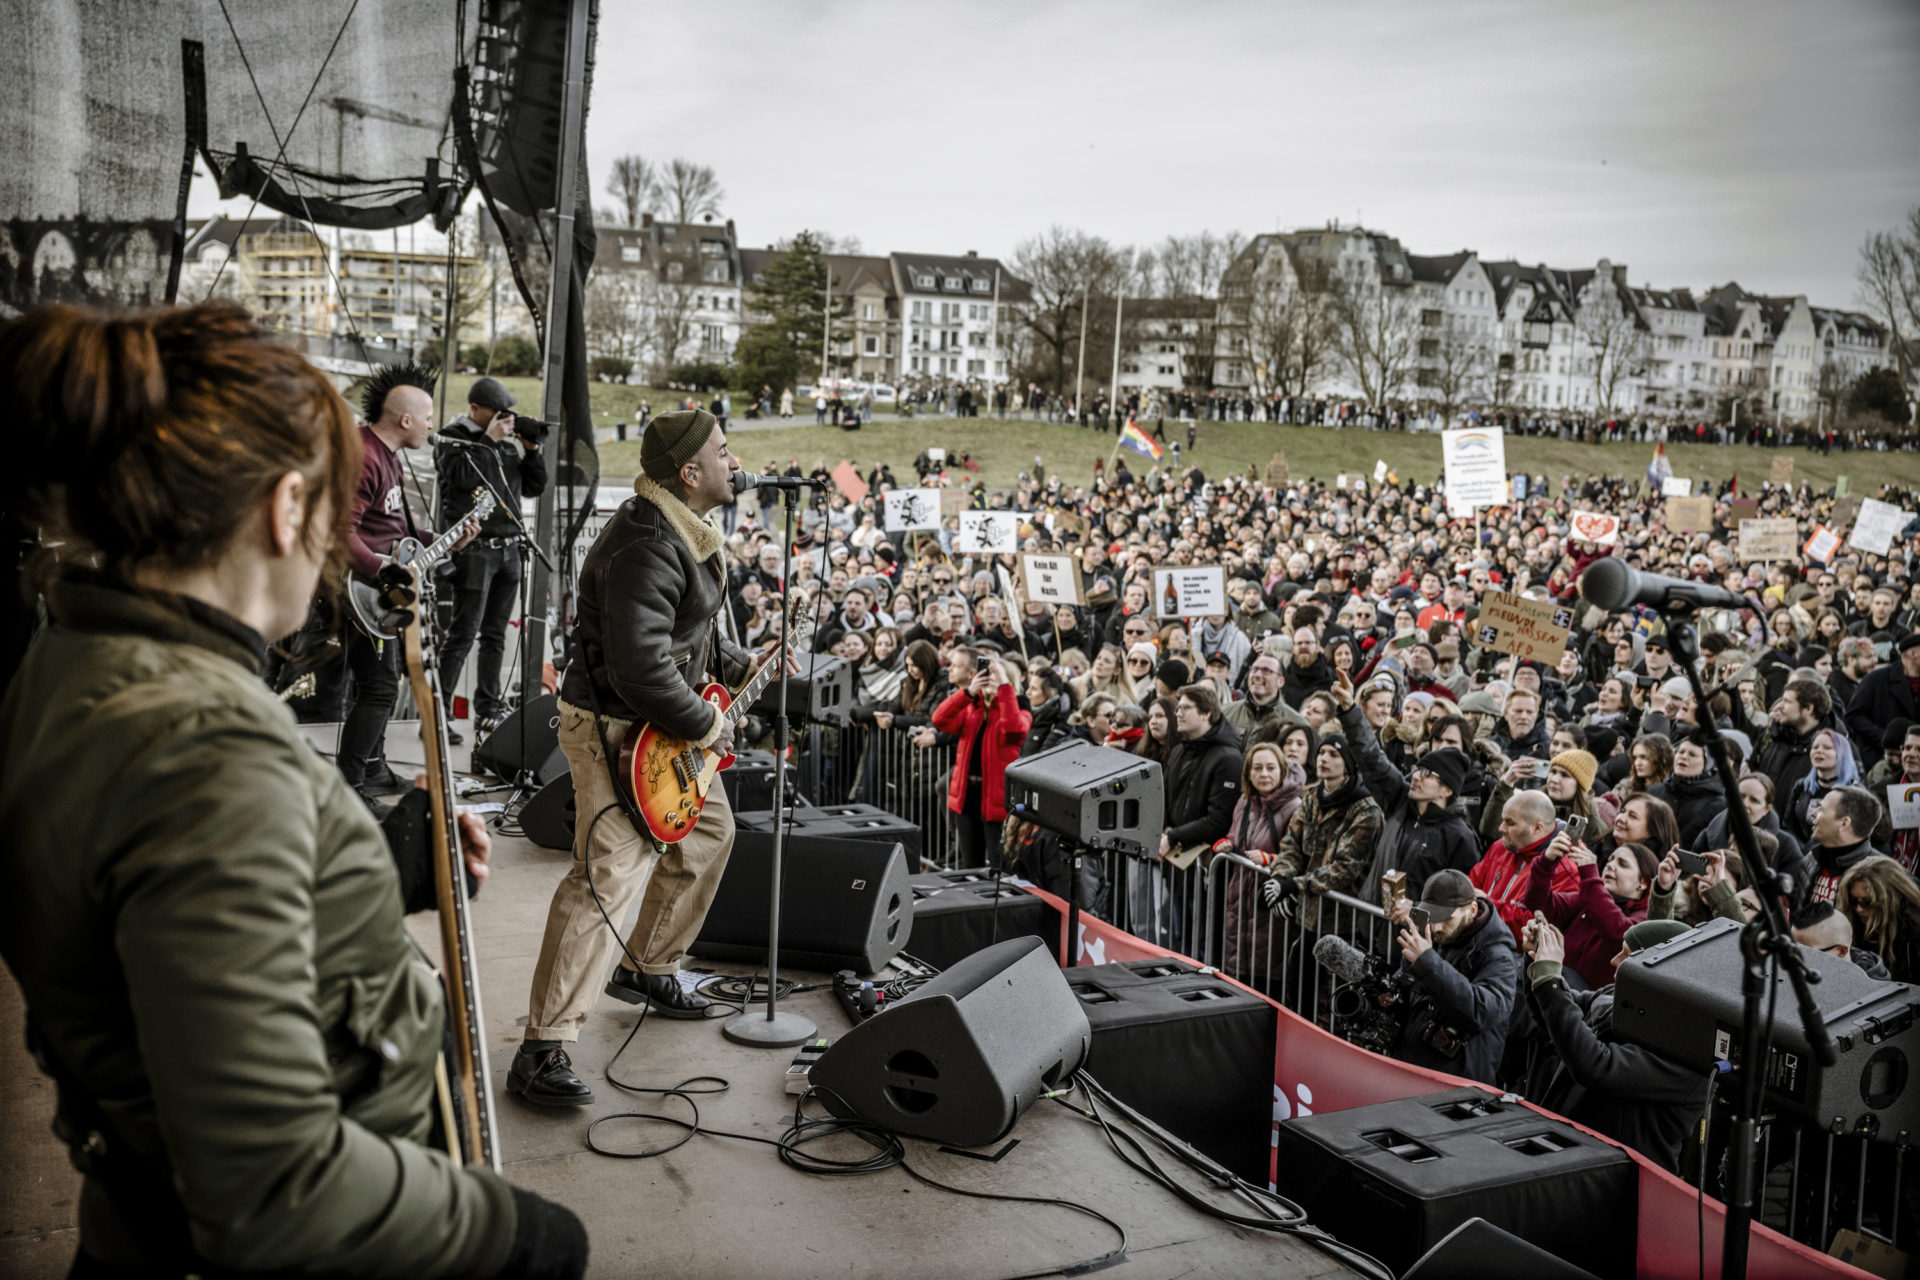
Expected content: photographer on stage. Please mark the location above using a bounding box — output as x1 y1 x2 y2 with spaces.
436 377 547 744
1386 869 1520 1085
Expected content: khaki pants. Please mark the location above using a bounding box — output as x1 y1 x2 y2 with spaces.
525 698 735 1042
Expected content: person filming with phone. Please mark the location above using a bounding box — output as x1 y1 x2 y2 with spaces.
1381 869 1520 1086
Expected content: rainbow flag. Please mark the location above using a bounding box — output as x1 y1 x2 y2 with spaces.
1647 443 1672 488
1118 417 1164 461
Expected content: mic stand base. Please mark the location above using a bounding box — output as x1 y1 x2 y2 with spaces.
721 1010 815 1049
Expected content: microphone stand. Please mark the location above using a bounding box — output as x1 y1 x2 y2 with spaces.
724 480 818 1049
1664 616 1835 1279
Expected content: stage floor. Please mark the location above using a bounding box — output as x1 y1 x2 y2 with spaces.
0 724 1360 1279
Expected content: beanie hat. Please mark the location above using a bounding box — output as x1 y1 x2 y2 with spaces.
641 408 717 481
1585 725 1620 760
1883 719 1913 753
468 375 516 412
1623 919 1691 954
1157 659 1191 690
1318 733 1360 778
1551 749 1599 793
1458 690 1500 718
1416 747 1471 797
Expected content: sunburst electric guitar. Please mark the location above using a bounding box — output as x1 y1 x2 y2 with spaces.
618 602 813 843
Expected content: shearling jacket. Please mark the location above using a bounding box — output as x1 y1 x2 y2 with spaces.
562 474 752 744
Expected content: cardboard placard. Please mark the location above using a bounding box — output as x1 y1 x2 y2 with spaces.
882 487 941 532
1567 511 1620 546
1153 566 1228 619
1661 476 1692 498
1667 496 1714 533
955 510 1019 554
1769 456 1794 486
1729 498 1760 525
940 488 970 517
1849 497 1911 557
1441 427 1509 517
1265 451 1289 487
831 461 868 503
1473 590 1572 667
1021 554 1083 606
1738 517 1798 561
1832 495 1862 532
1804 525 1841 563
1888 782 1920 831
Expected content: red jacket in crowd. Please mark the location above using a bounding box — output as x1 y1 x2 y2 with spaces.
1470 828 1582 934
1523 857 1650 990
933 682 1031 821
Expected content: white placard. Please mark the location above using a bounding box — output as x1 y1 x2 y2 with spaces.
1567 511 1621 546
1804 525 1841 563
1374 459 1388 483
1850 498 1910 557
1662 476 1692 498
1021 554 1083 605
1153 566 1228 619
1889 782 1920 831
883 487 941 532
1336 474 1350 490
927 446 946 463
956 510 1020 554
1442 427 1509 517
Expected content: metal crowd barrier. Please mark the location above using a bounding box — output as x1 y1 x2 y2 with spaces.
798 723 959 868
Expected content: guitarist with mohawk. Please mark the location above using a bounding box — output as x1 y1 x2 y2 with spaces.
337 362 478 804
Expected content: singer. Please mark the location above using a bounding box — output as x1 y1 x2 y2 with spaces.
511 409 752 1107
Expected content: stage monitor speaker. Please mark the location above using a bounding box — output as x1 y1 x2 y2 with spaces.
749 652 852 726
1273 1089 1636 1279
519 774 576 850
905 869 1057 971
691 831 912 973
1613 916 1920 1142
1004 740 1162 857
472 693 566 784
1402 1217 1600 1280
721 748 810 814
738 803 920 869
811 935 1091 1148
1068 959 1276 1184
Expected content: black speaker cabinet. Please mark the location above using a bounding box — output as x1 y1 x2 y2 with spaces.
905 869 1057 971
1613 916 1920 1142
472 692 566 784
691 831 912 973
738 803 921 869
1068 958 1277 1185
519 774 577 850
1402 1217 1601 1280
1004 740 1162 857
1273 1089 1636 1279
812 936 1091 1147
722 748 810 814
749 652 852 726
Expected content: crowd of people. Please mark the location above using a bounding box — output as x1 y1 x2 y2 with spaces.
714 443 1920 1177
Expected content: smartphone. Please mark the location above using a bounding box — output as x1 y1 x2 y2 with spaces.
1675 849 1710 878
1564 815 1589 845
1392 631 1419 651
1409 905 1431 931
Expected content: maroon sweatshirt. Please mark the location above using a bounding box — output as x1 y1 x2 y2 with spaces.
346 425 429 579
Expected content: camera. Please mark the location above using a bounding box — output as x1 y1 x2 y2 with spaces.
1330 952 1416 1057
512 416 554 445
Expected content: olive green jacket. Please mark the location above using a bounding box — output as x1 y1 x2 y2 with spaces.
0 579 515 1276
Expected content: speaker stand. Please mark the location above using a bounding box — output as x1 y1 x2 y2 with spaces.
724 484 816 1049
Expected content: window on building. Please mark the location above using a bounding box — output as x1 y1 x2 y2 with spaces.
621 245 640 263
970 279 989 294
914 274 934 290
863 303 874 321
863 336 878 356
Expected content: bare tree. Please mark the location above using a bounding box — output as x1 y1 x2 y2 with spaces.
1488 332 1520 413
1856 206 1920 423
1009 226 1132 394
642 275 703 378
1242 258 1334 402
1329 272 1419 409
1148 231 1247 298
605 155 657 227
583 269 649 373
1419 317 1490 429
655 159 725 225
1815 358 1850 424
1576 290 1648 420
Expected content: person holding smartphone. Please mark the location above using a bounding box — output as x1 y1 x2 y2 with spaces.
1521 826 1657 990
932 652 1032 865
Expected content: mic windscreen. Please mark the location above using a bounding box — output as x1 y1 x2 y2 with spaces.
1312 933 1372 984
1579 557 1633 612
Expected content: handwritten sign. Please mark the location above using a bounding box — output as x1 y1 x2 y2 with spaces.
1769 456 1794 486
1661 476 1693 498
1667 496 1714 533
1374 459 1388 484
1153 566 1228 620
1442 427 1510 517
1889 782 1920 831
1336 474 1351 490
882 487 941 532
1474 589 1572 667
956 511 1019 554
1729 498 1760 526
831 461 868 503
1568 511 1620 546
1020 554 1083 606
1804 525 1841 563
1265 451 1289 487
1849 497 1911 557
1738 517 1798 562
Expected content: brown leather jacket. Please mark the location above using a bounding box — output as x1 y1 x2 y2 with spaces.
561 475 751 744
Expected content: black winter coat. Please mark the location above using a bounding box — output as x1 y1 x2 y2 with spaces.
1697 807 1809 900
1751 722 1816 800
1531 980 1707 1174
1393 899 1519 1086
1280 654 1335 710
1848 663 1920 770
1163 717 1245 848
1652 770 1724 850
1399 802 1483 901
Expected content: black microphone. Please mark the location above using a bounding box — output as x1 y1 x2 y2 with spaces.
1312 934 1375 985
731 471 829 496
1580 557 1752 615
427 432 489 449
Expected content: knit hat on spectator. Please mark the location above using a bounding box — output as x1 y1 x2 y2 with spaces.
1899 632 1920 654
1158 659 1191 689
1585 725 1620 760
1883 719 1914 753
1551 749 1599 792
1318 733 1361 779
1458 690 1500 719
1416 747 1471 797
640 408 717 480
468 375 516 412
1623 919 1691 953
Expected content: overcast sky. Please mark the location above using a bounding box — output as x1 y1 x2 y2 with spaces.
581 0 1918 307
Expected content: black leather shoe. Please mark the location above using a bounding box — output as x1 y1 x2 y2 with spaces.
605 967 711 1019
447 725 465 746
506 1044 594 1107
361 762 410 794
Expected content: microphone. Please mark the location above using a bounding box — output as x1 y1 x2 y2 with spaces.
427 432 489 448
731 471 829 496
1579 557 1753 615
1312 934 1375 985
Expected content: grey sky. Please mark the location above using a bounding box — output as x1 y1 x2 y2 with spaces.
586 0 1919 307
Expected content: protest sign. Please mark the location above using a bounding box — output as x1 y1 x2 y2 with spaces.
1661 476 1692 498
927 446 946 463
1832 496 1861 532
1021 554 1083 605
1889 782 1920 831
1738 517 1798 561
1511 474 1529 502
831 461 868 503
1568 511 1620 546
1336 474 1350 490
1804 525 1840 563
1667 496 1713 532
1265 452 1289 487
1153 566 1228 619
1849 497 1910 557
1442 427 1509 516
882 488 940 532
1835 475 1849 497
1769 456 1794 486
956 511 1019 554
1374 459 1388 484
1474 590 1572 667
1729 498 1760 526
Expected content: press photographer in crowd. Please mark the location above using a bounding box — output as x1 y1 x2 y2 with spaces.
1384 869 1520 1086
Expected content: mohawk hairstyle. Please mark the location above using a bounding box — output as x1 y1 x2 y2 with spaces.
354 360 439 426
